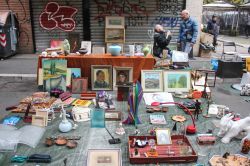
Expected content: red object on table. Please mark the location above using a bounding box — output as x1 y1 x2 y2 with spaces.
37 54 155 88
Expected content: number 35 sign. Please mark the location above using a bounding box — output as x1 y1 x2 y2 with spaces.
39 2 78 32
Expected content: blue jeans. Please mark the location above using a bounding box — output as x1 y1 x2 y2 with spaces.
180 42 193 58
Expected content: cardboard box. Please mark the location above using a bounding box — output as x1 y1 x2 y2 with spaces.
199 49 211 58
200 32 213 45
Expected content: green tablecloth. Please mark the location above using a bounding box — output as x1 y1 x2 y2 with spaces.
1 98 249 166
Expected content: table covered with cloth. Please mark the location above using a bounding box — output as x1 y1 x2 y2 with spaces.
0 96 249 166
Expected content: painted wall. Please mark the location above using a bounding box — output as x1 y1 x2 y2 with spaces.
186 0 203 56
0 0 34 53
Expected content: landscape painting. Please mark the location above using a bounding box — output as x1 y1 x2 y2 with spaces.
42 59 67 91
141 70 163 92
164 71 191 92
71 68 81 79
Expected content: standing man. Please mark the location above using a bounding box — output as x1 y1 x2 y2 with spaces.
207 15 219 47
178 10 198 60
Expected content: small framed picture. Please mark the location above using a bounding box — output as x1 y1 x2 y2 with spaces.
105 16 125 28
156 128 172 145
105 111 122 121
141 70 163 92
87 149 122 166
113 67 133 88
134 43 144 54
105 28 125 43
106 43 124 53
163 70 191 92
32 115 46 127
72 77 88 94
91 65 113 91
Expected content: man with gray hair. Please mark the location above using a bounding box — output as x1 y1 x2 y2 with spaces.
178 10 198 59
153 24 172 58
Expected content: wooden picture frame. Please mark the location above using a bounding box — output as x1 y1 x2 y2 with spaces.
72 77 88 94
87 149 122 166
105 16 125 28
141 70 163 92
113 67 133 89
163 70 191 92
106 43 124 53
105 111 122 121
91 65 113 91
156 128 172 145
105 28 125 43
32 115 46 127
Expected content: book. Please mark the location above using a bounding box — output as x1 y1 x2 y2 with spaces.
150 114 166 125
72 99 92 107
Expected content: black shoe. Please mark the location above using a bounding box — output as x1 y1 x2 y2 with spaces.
189 57 196 60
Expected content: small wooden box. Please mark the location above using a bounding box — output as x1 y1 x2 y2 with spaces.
196 136 216 145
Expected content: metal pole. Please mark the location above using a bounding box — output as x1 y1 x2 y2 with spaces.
232 10 235 31
236 9 240 32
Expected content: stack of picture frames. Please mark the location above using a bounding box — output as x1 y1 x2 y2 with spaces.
105 16 125 54
141 70 191 92
66 68 89 94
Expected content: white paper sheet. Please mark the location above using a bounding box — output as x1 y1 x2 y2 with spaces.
143 92 174 106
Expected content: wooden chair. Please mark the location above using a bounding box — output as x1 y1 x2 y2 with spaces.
221 42 238 60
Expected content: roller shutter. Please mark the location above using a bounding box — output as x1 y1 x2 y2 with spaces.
31 0 84 52
90 0 185 47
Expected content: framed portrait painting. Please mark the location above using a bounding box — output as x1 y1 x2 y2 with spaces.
105 16 125 28
163 70 191 92
141 70 163 92
156 128 172 145
71 77 88 94
87 149 122 166
113 67 133 88
91 65 112 91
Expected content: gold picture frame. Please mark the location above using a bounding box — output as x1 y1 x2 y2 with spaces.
156 128 172 145
105 28 125 43
113 66 133 89
91 65 113 91
105 16 125 29
141 70 163 92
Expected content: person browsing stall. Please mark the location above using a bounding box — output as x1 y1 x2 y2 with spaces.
153 24 172 58
207 15 219 47
178 10 198 60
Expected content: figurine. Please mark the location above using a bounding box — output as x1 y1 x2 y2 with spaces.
135 126 140 135
115 122 125 135
63 39 70 56
217 113 250 143
194 100 201 120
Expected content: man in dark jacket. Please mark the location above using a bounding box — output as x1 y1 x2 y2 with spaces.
153 24 172 58
207 15 219 46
